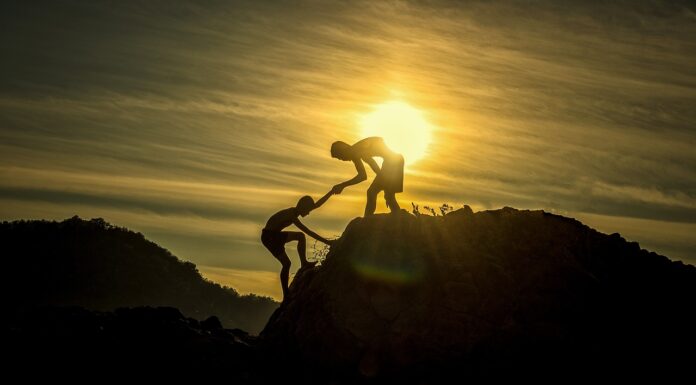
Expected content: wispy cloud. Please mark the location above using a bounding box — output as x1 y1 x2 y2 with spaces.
1 1 695 297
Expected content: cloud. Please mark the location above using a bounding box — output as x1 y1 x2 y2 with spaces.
1 0 695 296
590 181 696 209
574 211 696 264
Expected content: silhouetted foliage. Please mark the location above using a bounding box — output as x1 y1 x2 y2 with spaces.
310 237 338 265
411 202 421 215
2 216 277 333
412 202 457 216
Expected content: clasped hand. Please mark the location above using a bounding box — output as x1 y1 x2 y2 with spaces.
331 184 345 194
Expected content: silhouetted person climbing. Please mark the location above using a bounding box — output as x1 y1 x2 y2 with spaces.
262 192 333 299
330 137 404 216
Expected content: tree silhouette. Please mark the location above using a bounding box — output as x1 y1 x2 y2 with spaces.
2 216 277 334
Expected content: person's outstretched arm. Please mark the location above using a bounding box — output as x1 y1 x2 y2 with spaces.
313 190 334 210
333 158 367 194
293 218 331 245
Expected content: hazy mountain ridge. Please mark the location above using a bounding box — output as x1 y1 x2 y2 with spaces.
2 216 277 334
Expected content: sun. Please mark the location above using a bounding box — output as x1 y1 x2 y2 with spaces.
360 100 432 165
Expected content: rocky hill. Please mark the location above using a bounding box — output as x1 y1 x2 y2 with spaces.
261 207 696 381
5 208 695 381
2 216 277 333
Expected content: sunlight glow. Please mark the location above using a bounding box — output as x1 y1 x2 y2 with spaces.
360 100 432 165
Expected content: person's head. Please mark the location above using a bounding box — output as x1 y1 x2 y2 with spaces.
296 195 315 217
331 141 352 161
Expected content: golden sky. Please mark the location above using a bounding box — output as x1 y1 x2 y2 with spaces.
2 1 695 300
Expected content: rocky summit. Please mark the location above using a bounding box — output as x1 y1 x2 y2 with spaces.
6 208 695 382
262 207 696 382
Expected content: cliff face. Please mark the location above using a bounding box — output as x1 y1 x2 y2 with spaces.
262 207 696 381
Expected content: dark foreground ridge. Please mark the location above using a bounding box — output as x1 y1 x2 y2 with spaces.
6 208 696 381
7 306 260 376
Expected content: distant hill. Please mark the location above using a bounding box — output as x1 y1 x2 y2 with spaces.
2 216 277 334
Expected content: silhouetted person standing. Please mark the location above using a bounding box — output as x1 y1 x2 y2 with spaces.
330 137 404 216
262 193 333 299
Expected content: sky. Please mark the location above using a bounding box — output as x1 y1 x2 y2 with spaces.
2 0 695 299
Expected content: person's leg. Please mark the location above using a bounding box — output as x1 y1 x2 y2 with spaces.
286 231 316 268
365 180 381 216
385 191 401 213
272 250 291 299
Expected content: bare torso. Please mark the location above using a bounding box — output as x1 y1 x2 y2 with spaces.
352 137 395 160
264 207 297 231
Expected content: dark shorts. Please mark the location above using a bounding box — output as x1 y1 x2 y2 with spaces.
261 229 288 255
374 154 404 194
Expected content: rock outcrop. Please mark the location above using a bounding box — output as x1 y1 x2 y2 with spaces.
262 208 696 381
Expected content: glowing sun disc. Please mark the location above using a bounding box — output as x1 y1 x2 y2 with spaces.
360 100 432 165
